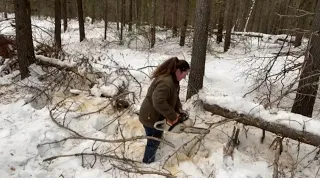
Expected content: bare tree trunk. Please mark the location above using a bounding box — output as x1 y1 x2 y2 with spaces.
120 0 125 43
62 0 68 32
14 0 35 79
252 0 262 32
162 0 166 28
136 0 141 30
186 0 211 100
260 0 271 33
291 0 320 117
224 0 235 52
150 0 156 48
217 0 225 43
129 0 133 31
244 0 255 32
267 1 276 34
55 0 62 51
4 3 8 19
77 0 85 42
91 0 96 24
68 0 73 18
294 0 312 47
172 0 178 37
179 0 189 46
116 0 120 30
104 0 108 40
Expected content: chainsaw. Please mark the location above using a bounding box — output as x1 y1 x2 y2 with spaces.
154 111 210 134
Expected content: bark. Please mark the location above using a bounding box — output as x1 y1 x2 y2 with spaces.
54 0 62 51
62 0 68 32
14 0 35 79
77 0 85 42
104 0 108 40
120 0 125 43
291 0 320 117
128 0 133 31
150 0 156 48
217 0 225 43
179 0 189 46
186 0 211 99
224 0 235 52
172 0 178 37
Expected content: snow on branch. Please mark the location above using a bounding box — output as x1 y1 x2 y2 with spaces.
35 55 77 72
201 94 320 147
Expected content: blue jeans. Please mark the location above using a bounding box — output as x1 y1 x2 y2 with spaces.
142 125 163 164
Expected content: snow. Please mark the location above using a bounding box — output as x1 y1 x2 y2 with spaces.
0 14 319 178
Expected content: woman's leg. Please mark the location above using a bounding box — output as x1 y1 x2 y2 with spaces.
142 125 163 163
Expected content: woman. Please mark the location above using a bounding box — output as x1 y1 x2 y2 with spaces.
139 57 190 164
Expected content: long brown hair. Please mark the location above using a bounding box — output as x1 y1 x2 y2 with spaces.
151 57 190 79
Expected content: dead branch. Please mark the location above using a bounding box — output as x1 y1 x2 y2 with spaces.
223 126 240 160
111 163 175 178
38 135 175 148
203 102 320 147
43 152 139 164
49 105 83 137
271 137 283 178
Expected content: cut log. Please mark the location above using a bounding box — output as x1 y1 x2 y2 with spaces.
203 103 320 147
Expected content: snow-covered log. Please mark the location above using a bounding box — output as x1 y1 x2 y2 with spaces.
35 55 78 73
202 102 320 147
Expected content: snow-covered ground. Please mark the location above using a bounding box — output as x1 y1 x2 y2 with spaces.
1 14 320 178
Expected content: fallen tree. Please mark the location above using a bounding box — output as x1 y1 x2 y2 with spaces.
202 102 320 147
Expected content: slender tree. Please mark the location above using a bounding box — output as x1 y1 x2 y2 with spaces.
104 0 108 40
180 0 190 46
55 0 62 51
150 0 156 48
77 0 85 41
62 0 68 32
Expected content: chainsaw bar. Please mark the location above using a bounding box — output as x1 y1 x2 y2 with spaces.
182 127 210 134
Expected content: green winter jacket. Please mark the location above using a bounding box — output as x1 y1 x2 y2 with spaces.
139 74 182 128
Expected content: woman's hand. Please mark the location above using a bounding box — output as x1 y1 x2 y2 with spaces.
166 113 180 126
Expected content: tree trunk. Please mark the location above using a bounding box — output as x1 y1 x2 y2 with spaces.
77 0 85 42
55 0 62 51
217 0 225 43
14 0 35 79
116 0 120 30
294 0 312 47
104 0 108 40
120 0 125 43
91 0 96 24
291 0 320 117
136 0 141 30
62 0 68 32
68 0 73 18
203 103 320 148
129 0 133 31
179 0 189 46
252 0 262 32
162 0 166 28
4 3 8 19
224 0 235 52
150 0 156 48
186 0 211 100
172 0 178 37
